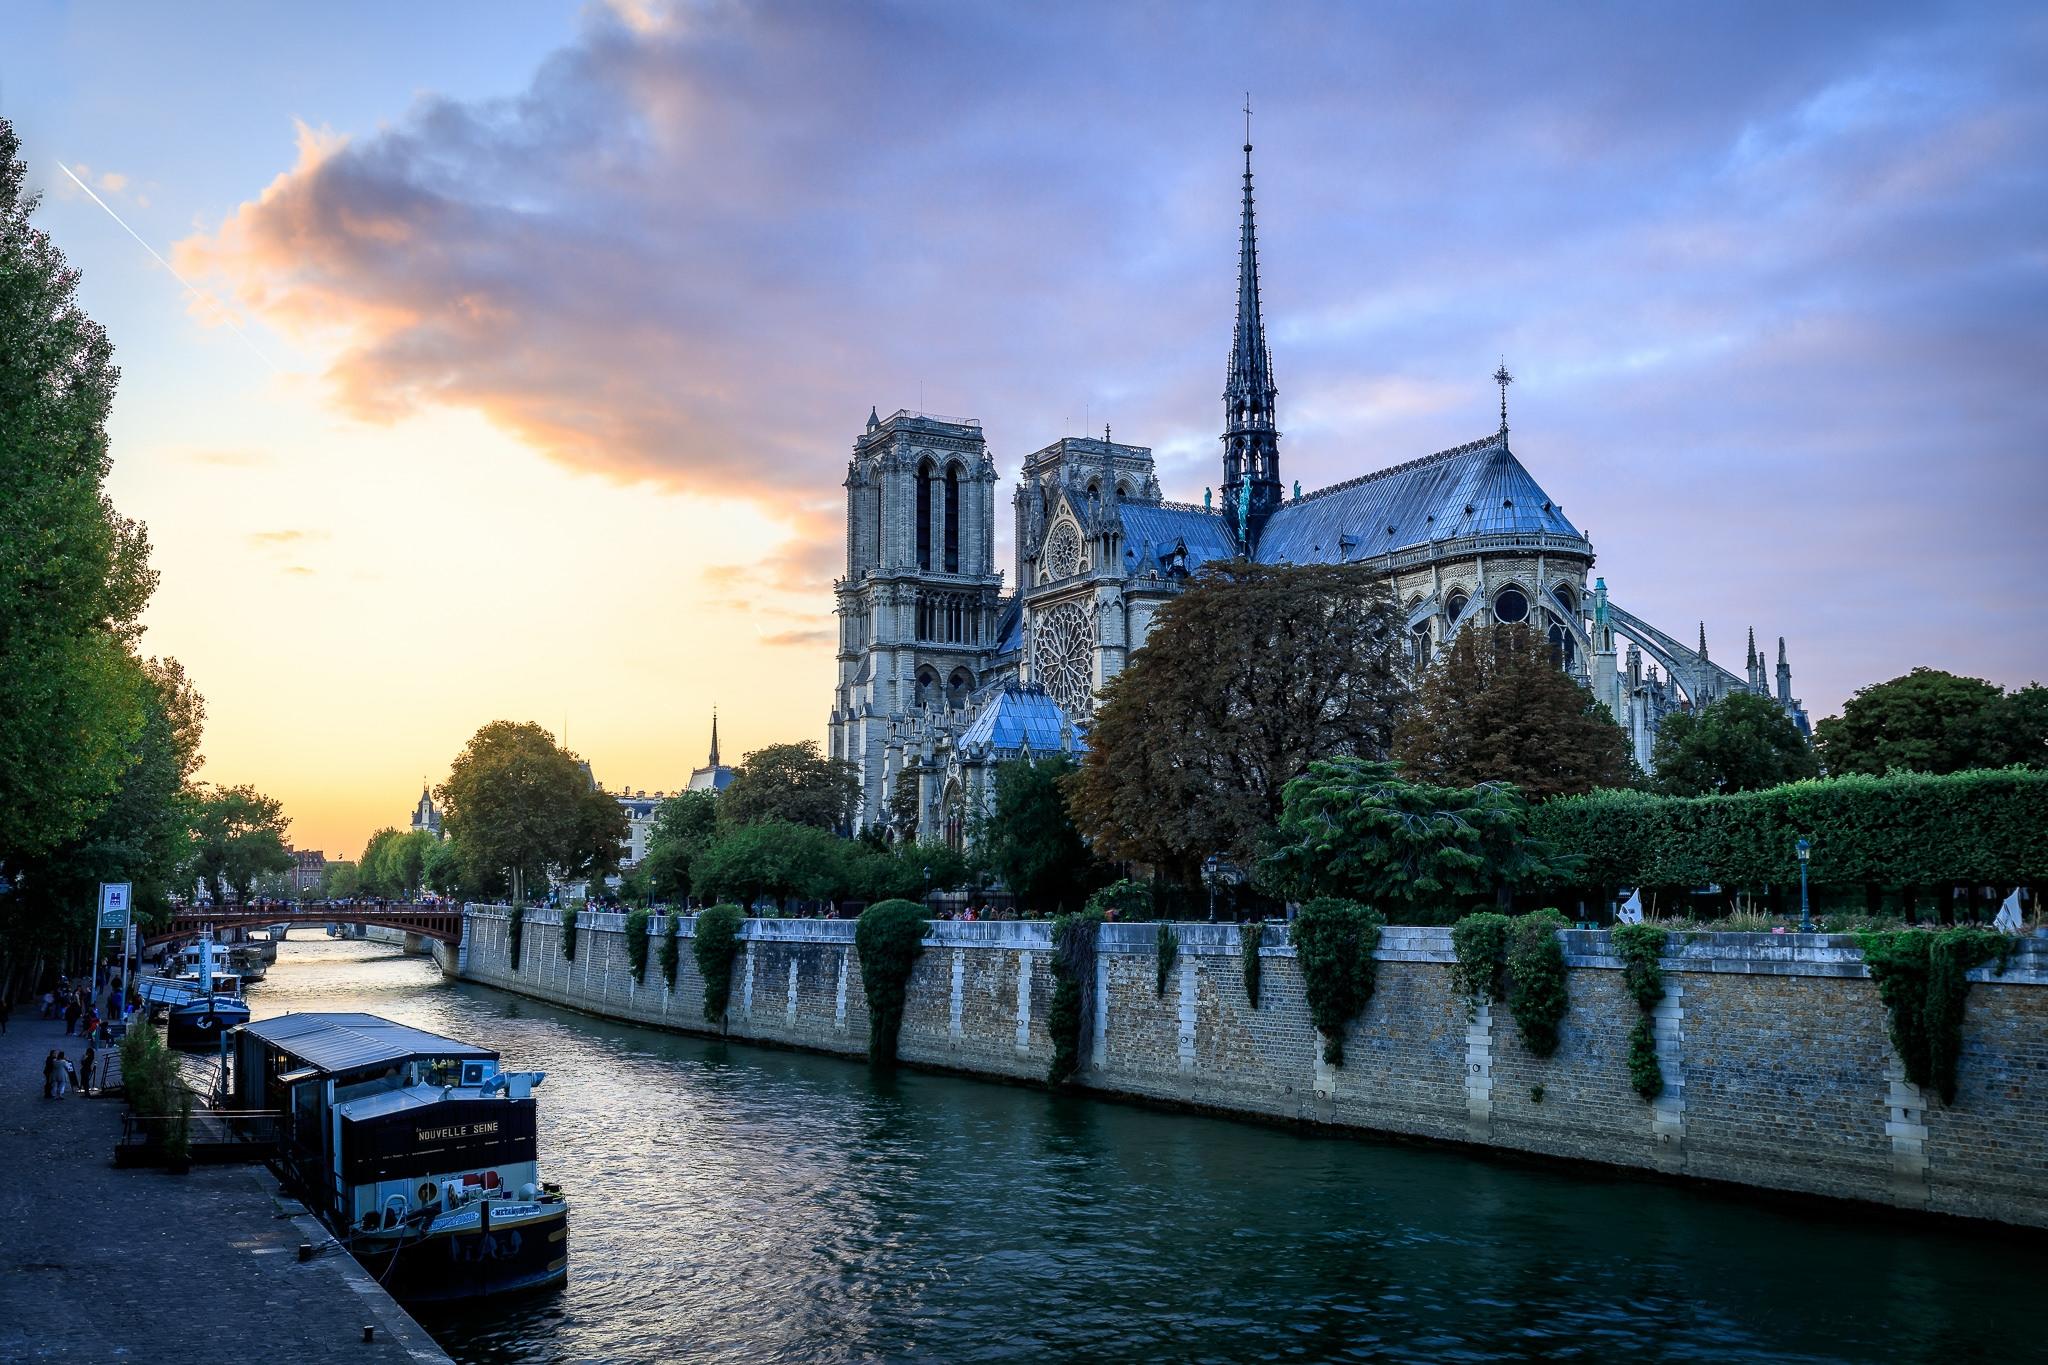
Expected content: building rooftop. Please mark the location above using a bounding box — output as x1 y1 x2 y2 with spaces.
240 1012 495 1076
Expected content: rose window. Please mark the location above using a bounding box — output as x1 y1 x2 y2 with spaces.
1043 522 1081 579
1033 601 1095 715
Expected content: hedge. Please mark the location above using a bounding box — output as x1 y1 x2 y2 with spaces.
1532 768 2048 898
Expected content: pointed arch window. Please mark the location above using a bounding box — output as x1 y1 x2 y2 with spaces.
944 464 961 572
916 459 934 571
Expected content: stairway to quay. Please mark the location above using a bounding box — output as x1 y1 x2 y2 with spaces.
0 1013 449 1365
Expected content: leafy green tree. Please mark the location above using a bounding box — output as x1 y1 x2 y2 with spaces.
360 827 436 898
320 860 361 899
1395 623 1632 799
1652 691 1818 796
358 827 402 897
1815 668 2040 776
1265 759 1567 923
719 741 860 832
640 789 719 902
422 836 465 897
0 119 160 882
437 721 627 902
974 757 1105 914
1068 561 1410 884
186 784 293 904
691 819 847 911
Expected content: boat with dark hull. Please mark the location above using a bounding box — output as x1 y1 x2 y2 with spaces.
229 1012 567 1302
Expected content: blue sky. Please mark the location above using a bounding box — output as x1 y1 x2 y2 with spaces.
5 1 2045 852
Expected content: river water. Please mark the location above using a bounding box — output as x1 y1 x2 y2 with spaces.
245 937 2034 1365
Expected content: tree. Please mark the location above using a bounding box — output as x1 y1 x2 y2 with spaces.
640 789 719 902
691 819 847 911
361 827 436 898
358 827 402 897
186 785 293 905
422 836 465 898
1815 668 2042 776
719 741 860 832
974 756 1105 913
1651 691 1818 796
320 860 361 899
1395 623 1632 799
0 118 160 881
1067 561 1411 883
1265 759 1568 923
437 721 627 901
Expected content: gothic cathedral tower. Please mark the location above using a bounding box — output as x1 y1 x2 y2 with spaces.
829 408 1002 830
1220 132 1282 549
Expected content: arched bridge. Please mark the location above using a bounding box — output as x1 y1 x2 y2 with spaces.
145 903 463 948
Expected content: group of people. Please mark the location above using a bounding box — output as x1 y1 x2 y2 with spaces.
43 1045 96 1098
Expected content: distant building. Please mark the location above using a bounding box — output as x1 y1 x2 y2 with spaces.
686 712 737 793
291 848 326 891
410 785 443 838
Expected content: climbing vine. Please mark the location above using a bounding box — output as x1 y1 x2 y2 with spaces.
1857 927 2013 1104
1155 922 1179 997
1241 919 1263 1009
1048 908 1103 1084
561 906 579 962
692 904 745 1026
856 900 928 1065
508 904 526 971
1505 910 1571 1058
1449 912 1512 1013
1287 898 1385 1067
625 908 651 979
1612 922 1668 1100
660 913 680 989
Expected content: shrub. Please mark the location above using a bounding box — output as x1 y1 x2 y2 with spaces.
692 905 746 1025
1612 922 1668 1099
1155 922 1179 997
561 906 579 962
1287 897 1385 1067
660 913 681 989
1048 908 1103 1084
508 904 526 971
1857 927 2012 1104
1241 919 1263 1009
856 899 928 1065
1626 1015 1662 1100
625 908 651 979
1449 912 1512 1012
1505 909 1571 1058
1088 879 1154 921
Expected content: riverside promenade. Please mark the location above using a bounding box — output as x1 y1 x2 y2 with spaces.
0 1013 450 1364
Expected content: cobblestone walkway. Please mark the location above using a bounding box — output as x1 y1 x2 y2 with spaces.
0 1014 450 1364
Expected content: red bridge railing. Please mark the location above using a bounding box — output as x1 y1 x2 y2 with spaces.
146 903 463 947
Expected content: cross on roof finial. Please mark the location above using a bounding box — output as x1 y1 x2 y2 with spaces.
1104 423 1111 445
1244 92 1252 148
1493 358 1513 434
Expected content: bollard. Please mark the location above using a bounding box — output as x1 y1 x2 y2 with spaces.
362 1325 375 1344
298 1242 313 1262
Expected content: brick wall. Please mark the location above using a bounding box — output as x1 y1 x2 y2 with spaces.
455 908 2048 1229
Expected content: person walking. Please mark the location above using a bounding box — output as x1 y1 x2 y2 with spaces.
56 1052 74 1098
43 1050 59 1099
62 995 80 1036
80 1042 98 1097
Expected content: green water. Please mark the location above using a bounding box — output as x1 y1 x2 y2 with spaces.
249 938 2037 1364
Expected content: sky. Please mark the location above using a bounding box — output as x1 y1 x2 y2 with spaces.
5 0 2045 859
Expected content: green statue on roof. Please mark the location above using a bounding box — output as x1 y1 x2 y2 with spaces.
1237 478 1251 544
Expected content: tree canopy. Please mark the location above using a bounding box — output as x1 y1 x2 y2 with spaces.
1394 623 1632 799
1651 691 1818 796
1815 668 2046 776
437 721 626 900
639 789 719 902
186 784 293 905
719 741 860 832
975 756 1105 913
1067 560 1410 882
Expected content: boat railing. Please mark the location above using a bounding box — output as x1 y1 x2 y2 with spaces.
115 1109 282 1166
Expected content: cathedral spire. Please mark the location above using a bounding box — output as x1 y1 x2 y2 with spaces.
708 709 720 768
1697 622 1709 661
1221 96 1282 547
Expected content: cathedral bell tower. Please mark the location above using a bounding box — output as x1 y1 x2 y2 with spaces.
1220 114 1283 551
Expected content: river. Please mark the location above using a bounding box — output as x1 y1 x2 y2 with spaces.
245 937 2034 1364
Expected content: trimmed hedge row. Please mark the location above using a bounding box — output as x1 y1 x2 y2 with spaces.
1532 768 2048 894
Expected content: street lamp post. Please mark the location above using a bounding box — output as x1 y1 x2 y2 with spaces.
1796 838 1813 933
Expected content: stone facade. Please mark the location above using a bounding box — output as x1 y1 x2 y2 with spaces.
456 908 2048 1228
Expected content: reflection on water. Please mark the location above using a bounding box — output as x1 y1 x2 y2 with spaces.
249 937 2034 1365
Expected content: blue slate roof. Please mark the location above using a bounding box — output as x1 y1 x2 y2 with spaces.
958 684 1084 757
1116 502 1239 573
1254 434 1583 565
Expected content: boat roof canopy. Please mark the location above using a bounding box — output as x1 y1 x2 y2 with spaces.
238 1012 495 1076
337 1082 501 1122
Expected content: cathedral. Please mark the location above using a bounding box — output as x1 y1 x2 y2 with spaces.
828 136 1809 844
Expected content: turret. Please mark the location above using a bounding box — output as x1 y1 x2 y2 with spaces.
1777 636 1792 705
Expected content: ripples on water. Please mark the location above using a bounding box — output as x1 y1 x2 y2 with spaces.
248 939 2034 1365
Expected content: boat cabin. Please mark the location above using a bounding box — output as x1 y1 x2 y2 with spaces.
233 1013 540 1231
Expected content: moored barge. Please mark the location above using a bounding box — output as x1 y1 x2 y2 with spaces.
230 1012 567 1302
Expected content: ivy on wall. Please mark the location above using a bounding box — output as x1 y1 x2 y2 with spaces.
1452 909 1571 1058
1857 927 2013 1104
625 908 651 979
1287 898 1384 1066
1048 908 1103 1084
1611 922 1667 1100
692 904 745 1026
508 905 526 972
1155 922 1179 997
561 906 579 962
856 900 928 1065
660 914 680 990
1241 920 1263 1009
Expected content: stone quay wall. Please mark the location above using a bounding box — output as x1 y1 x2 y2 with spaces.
453 907 2048 1229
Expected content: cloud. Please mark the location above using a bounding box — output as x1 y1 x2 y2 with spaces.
183 448 274 468
171 1 2048 711
248 529 328 547
759 628 832 648
283 565 316 577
